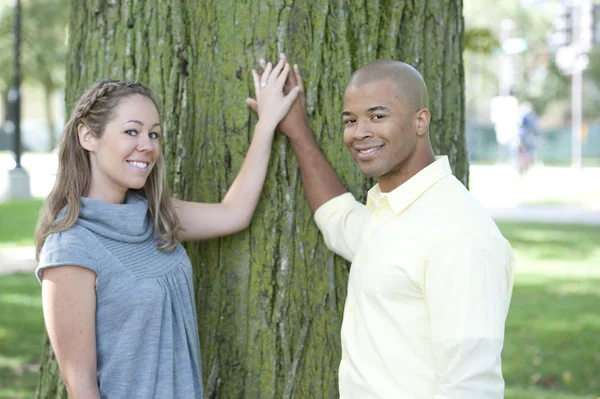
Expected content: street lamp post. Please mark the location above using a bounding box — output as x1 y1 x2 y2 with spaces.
11 0 22 169
3 0 31 201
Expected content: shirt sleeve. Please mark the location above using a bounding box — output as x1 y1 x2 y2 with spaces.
424 233 516 399
313 192 367 262
36 229 100 284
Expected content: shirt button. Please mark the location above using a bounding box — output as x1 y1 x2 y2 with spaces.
348 304 354 312
343 352 348 360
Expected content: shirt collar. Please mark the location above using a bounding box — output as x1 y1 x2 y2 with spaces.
366 156 452 214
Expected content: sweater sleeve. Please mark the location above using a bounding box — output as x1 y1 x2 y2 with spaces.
36 227 101 284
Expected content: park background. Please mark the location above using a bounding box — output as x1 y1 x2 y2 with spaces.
0 0 599 398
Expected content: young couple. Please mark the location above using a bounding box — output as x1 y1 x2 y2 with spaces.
36 53 514 398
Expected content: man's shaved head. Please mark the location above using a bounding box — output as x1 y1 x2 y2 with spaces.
347 60 428 112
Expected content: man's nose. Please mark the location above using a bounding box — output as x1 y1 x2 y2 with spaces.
354 121 373 139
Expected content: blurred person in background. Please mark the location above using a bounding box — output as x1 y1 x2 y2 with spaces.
490 92 520 165
517 101 542 175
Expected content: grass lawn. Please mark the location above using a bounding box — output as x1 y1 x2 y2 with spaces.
0 209 598 397
0 273 43 399
499 222 600 399
0 199 44 248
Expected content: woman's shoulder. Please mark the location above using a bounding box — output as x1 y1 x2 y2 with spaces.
40 225 104 267
37 225 105 283
43 223 97 249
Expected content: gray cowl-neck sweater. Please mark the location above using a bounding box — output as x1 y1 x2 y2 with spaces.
37 192 203 398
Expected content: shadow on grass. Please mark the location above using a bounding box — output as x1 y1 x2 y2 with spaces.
497 222 600 262
0 273 44 398
504 278 600 398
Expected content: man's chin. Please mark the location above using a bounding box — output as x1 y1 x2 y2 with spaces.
358 165 382 178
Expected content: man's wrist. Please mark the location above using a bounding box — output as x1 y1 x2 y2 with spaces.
284 124 315 144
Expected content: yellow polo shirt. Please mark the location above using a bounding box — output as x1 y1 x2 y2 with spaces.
315 156 515 399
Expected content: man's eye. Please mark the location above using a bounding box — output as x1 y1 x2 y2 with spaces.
149 132 160 139
125 129 138 136
372 114 385 120
344 119 356 125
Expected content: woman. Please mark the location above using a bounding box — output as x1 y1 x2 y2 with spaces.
35 56 299 398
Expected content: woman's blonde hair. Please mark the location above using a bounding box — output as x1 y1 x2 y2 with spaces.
35 80 181 259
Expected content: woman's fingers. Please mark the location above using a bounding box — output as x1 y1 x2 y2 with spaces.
260 62 273 88
281 85 301 111
259 58 267 72
251 69 260 95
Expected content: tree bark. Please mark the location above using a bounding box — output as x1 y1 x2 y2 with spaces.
37 1 465 398
42 81 57 151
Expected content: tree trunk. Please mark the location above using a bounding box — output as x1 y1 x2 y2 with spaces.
37 1 465 398
42 81 57 151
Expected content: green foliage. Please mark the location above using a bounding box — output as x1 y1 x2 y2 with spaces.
462 0 582 122
0 0 68 93
0 198 44 248
583 47 600 122
525 59 570 117
585 47 600 85
464 27 499 54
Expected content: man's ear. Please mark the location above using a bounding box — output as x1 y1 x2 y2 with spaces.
414 108 431 137
77 124 95 151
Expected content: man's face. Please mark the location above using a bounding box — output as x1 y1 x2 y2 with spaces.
342 79 418 190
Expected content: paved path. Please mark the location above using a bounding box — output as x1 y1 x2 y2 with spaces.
487 206 600 225
0 246 37 276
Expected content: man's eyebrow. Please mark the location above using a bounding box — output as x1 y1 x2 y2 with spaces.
342 111 352 117
367 106 390 113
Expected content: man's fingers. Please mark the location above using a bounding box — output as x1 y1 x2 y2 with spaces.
268 55 286 86
294 64 305 92
275 62 291 88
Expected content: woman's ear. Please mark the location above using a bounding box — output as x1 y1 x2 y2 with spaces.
414 108 431 137
77 123 95 151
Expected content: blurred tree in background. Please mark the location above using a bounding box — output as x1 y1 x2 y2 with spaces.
463 0 600 165
464 27 500 54
464 0 600 124
0 0 68 150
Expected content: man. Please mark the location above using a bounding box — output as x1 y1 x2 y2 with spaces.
248 59 515 398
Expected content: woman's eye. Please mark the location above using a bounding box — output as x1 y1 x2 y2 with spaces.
125 129 138 136
149 132 160 139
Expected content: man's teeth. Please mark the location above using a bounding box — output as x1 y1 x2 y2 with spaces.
128 161 148 169
359 147 380 154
